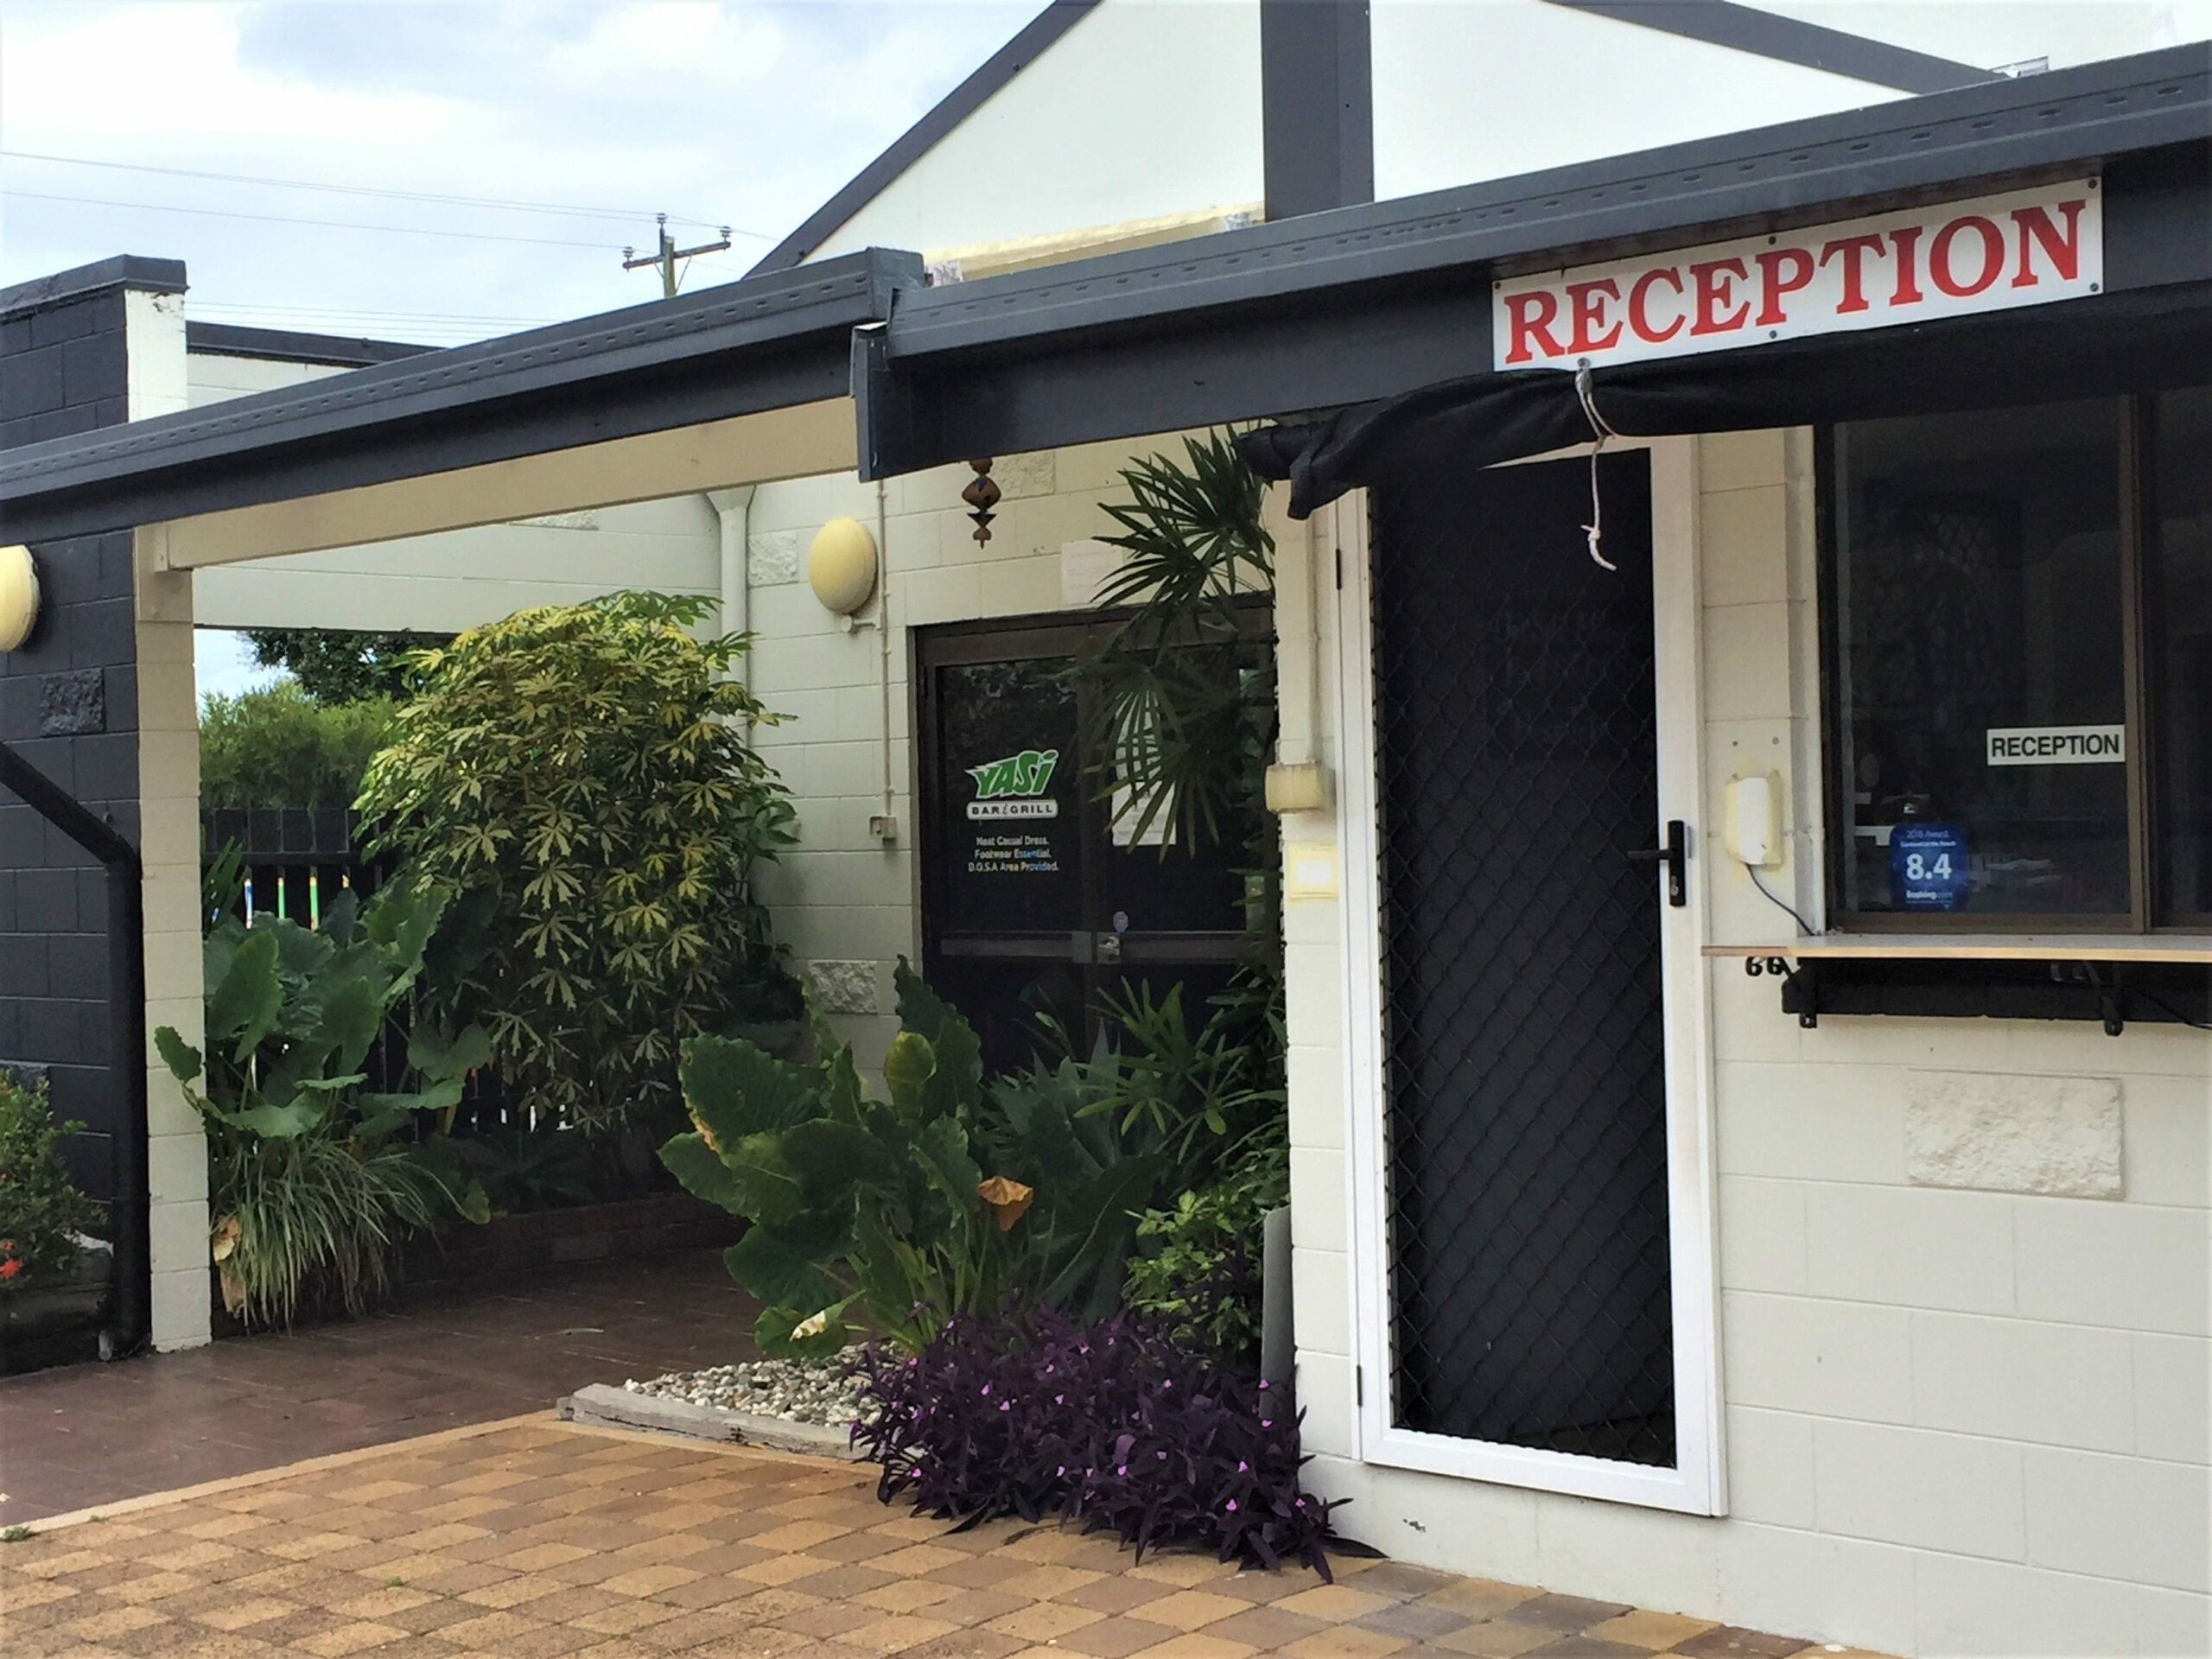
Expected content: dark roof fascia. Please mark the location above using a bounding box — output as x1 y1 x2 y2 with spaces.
0 250 924 542
1540 0 1992 95
185 321 433 366
884 41 2211 365
747 0 1103 276
0 255 187 319
863 44 2210 474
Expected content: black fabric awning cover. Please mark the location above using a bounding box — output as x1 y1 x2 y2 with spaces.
1241 282 2212 518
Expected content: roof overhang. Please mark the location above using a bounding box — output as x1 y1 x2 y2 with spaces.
0 47 2204 556
860 42 2211 477
0 249 922 546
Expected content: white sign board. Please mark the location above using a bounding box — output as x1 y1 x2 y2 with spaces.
1061 537 1128 608
1986 725 2126 766
1494 178 2102 372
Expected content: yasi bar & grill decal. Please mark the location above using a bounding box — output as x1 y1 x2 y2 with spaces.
966 747 1061 819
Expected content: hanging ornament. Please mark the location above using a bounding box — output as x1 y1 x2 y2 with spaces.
963 459 1001 545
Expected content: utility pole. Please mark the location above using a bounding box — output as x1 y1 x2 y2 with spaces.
623 213 733 298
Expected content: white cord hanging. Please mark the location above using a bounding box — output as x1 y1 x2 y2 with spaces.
1573 363 1619 572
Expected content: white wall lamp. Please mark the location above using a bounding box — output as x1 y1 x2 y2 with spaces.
0 544 41 653
809 517 880 625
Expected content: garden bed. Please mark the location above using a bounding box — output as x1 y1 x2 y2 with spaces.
398 1191 742 1287
209 1192 741 1337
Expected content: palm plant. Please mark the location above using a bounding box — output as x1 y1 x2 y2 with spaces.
1076 432 1287 1174
1083 431 1276 853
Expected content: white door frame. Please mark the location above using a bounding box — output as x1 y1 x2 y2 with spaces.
1331 435 1725 1515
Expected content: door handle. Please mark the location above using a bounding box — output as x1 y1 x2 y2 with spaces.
1628 820 1688 907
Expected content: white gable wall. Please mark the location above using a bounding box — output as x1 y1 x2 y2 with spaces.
808 0 1262 263
185 351 720 634
1374 1 2212 203
1759 1 2212 73
1372 0 1909 202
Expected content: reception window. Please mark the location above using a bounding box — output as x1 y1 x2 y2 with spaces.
1825 390 2211 929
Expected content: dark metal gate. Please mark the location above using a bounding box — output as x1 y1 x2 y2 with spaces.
1370 450 1676 1468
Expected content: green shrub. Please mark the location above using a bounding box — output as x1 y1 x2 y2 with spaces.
1063 979 1284 1186
662 963 1173 1357
356 593 801 1136
207 1133 464 1328
448 1124 598 1215
1125 1137 1287 1361
198 683 396 810
245 626 448 705
0 1072 100 1292
155 883 490 1328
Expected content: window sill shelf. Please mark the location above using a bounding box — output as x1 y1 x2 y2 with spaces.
1704 935 2212 964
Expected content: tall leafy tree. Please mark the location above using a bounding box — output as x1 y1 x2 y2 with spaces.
245 627 451 705
355 593 800 1136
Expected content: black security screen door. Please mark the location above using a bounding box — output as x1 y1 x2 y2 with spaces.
1370 450 1675 1468
917 619 1252 1072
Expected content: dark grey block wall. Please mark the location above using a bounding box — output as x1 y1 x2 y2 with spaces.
1 257 184 1205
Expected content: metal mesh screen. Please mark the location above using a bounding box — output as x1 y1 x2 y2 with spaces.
1370 449 1675 1468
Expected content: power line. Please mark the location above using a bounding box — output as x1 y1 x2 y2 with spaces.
2 188 626 250
0 148 761 236
189 302 563 325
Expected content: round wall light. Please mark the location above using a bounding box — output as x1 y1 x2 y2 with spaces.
808 517 879 616
0 544 40 653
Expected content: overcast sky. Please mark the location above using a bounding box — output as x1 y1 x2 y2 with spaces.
0 0 1037 696
0 0 1036 345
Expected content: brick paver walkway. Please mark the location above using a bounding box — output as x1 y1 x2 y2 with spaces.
0 1414 1887 1659
0 1249 753 1523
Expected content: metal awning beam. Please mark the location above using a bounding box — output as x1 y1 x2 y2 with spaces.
154 399 855 569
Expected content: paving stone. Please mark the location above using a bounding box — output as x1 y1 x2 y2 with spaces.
1671 1628 1814 1659
0 1412 1904 1659
1499 1592 1637 1631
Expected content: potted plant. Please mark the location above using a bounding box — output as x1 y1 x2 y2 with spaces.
0 1070 110 1347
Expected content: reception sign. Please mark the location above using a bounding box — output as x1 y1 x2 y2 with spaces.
1494 179 2101 372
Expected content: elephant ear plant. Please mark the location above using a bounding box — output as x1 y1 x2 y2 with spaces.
661 963 1170 1357
156 884 492 1328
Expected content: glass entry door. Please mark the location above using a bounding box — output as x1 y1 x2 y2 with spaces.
916 620 1251 1072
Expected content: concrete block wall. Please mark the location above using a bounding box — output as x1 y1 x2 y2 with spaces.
0 258 181 1225
741 436 1222 1069
1285 432 2210 1656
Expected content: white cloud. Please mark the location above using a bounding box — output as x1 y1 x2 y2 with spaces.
0 0 1036 343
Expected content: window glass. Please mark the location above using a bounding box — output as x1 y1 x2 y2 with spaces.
2150 386 2212 920
1833 401 2128 918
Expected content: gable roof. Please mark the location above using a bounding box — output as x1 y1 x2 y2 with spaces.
751 0 1987 278
748 0 1103 275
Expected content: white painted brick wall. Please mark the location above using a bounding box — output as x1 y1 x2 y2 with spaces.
1280 429 2212 1656
743 437 1222 1067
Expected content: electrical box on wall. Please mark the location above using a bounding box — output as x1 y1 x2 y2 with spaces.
1725 773 1784 868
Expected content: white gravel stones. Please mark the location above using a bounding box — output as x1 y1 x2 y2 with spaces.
624 1347 872 1427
